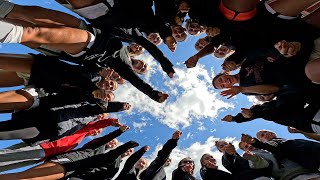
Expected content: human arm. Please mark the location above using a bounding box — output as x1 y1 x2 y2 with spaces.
241 134 279 154
185 43 216 68
106 102 131 112
243 151 269 169
107 59 168 103
118 146 150 176
81 125 129 150
220 85 279 99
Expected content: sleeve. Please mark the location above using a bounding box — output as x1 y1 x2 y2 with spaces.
244 154 269 169
251 139 278 154
89 118 114 130
225 51 246 65
107 59 161 102
131 34 175 75
233 113 254 123
118 147 147 176
250 101 291 122
140 139 178 179
106 102 127 112
154 0 177 25
80 128 123 150
221 153 236 172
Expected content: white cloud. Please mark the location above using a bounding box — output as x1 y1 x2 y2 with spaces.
114 54 234 129
133 122 147 129
144 136 239 179
246 96 264 106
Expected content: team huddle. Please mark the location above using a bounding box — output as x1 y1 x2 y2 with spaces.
0 0 320 179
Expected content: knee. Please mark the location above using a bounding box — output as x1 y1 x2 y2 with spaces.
22 26 49 42
305 58 320 83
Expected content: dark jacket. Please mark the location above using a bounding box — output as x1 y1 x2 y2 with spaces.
233 86 320 133
252 138 320 171
115 147 148 180
200 167 233 180
222 152 272 180
62 29 163 102
89 0 172 40
140 139 178 180
66 129 125 180
172 168 197 180
17 92 124 146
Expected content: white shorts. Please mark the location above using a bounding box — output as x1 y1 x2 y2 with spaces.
0 20 23 43
310 37 320 61
74 0 114 19
0 0 14 18
20 86 48 109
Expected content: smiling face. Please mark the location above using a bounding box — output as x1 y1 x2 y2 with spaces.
88 128 103 136
134 158 148 170
179 1 190 13
131 59 148 74
147 33 163 45
179 157 194 174
187 22 203 35
215 141 228 152
257 130 277 142
128 43 145 56
106 138 118 148
195 38 210 51
214 45 231 58
171 25 187 42
212 74 238 89
164 158 172 167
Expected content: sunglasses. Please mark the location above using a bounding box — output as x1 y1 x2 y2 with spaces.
182 160 194 164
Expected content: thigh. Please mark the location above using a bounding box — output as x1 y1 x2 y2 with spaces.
0 71 24 87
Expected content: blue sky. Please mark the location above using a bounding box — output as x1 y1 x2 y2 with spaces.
0 0 312 178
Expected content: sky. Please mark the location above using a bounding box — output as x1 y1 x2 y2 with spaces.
0 0 314 179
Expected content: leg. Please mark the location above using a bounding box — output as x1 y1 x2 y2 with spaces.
0 161 66 180
0 145 45 169
305 37 320 84
0 71 24 87
0 53 34 73
269 0 319 17
0 89 34 111
0 118 40 140
6 4 82 28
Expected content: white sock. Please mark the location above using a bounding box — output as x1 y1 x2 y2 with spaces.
69 31 95 57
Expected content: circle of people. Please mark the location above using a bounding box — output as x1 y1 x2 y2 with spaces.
0 0 319 179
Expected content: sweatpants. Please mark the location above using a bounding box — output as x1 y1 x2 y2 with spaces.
0 145 45 172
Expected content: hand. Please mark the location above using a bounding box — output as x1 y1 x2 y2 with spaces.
123 103 131 110
287 126 301 133
120 125 129 132
206 161 218 169
168 72 174 78
274 40 301 58
225 143 236 155
144 146 150 151
184 55 199 68
99 68 114 79
158 92 169 103
243 151 256 159
165 36 177 52
241 134 256 144
172 130 182 139
241 108 253 118
222 61 239 72
205 27 220 37
112 119 122 127
220 86 242 99
221 115 234 122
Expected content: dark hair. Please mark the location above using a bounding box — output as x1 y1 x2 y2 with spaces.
212 73 225 89
178 157 195 175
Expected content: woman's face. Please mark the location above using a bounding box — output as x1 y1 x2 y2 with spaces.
134 158 148 170
202 154 217 168
180 158 194 173
147 33 162 45
128 43 144 56
195 38 209 51
214 45 231 58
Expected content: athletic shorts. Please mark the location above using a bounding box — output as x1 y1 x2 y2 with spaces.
0 0 14 18
73 0 114 19
20 86 48 109
219 0 257 21
0 20 23 43
310 37 320 61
